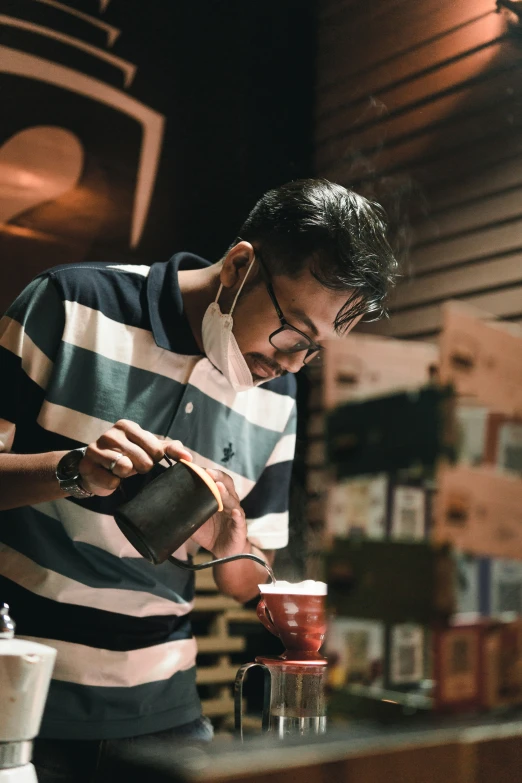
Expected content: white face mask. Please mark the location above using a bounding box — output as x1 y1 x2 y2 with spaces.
202 258 258 392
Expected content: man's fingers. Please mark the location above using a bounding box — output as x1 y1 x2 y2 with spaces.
114 420 165 464
206 468 225 480
207 468 235 491
164 439 193 462
211 475 239 503
96 422 163 474
80 460 121 495
85 447 135 478
207 471 242 517
83 420 197 495
104 452 134 478
214 481 232 509
98 424 193 473
85 419 196 494
212 479 245 521
108 453 134 478
215 481 230 503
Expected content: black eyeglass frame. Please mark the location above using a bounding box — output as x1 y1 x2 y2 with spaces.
255 253 323 365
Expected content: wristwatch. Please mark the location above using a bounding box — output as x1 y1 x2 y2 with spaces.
56 447 93 499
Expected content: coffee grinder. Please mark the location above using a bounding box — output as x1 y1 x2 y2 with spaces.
234 582 328 739
0 604 56 783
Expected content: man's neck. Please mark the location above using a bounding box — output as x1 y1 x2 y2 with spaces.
178 263 221 352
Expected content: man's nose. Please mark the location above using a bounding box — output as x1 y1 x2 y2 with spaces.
276 350 306 374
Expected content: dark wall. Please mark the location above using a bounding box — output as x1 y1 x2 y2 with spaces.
314 0 522 340
0 0 316 310
105 0 317 262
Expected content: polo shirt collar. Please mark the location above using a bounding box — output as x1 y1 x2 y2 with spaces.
146 252 210 354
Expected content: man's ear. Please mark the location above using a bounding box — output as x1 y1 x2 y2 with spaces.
220 241 256 290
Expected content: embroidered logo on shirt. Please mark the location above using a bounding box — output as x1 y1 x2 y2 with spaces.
221 442 235 464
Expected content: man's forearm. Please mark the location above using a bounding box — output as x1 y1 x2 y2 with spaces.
212 542 274 604
0 452 68 510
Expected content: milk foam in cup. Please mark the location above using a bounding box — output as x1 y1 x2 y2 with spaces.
258 579 327 595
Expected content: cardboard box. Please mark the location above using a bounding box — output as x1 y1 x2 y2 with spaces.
325 474 388 543
456 406 489 466
433 624 482 712
453 552 482 618
477 620 522 709
434 619 522 712
479 623 502 710
484 414 522 477
322 334 438 411
498 620 522 705
439 303 522 417
387 623 426 689
326 617 384 688
433 466 522 560
489 559 522 618
388 484 428 541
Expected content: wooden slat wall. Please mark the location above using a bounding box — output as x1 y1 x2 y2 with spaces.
315 0 522 341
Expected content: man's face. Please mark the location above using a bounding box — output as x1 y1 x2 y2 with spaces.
229 263 361 383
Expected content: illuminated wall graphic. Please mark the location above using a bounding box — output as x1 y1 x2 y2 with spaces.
0 0 165 282
0 16 136 86
0 1 312 320
33 0 120 45
1 45 164 248
0 126 83 225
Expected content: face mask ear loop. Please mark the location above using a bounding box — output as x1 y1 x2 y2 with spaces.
229 256 256 315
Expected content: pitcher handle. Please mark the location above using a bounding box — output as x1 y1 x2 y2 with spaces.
256 598 280 639
234 662 270 741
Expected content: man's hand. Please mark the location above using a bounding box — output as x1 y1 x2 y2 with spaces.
79 419 192 497
190 468 248 558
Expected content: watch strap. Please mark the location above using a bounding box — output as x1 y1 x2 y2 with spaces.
59 477 93 499
56 446 93 499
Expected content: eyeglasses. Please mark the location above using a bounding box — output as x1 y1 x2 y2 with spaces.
256 253 323 366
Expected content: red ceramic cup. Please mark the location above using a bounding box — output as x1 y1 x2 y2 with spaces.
256 589 327 660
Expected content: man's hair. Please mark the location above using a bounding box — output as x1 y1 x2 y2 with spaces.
236 178 398 333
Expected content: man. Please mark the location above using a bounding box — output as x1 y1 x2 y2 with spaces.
0 178 396 780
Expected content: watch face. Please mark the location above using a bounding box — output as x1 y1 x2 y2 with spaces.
56 449 84 481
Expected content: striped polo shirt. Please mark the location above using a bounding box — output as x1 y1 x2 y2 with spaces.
0 253 297 740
